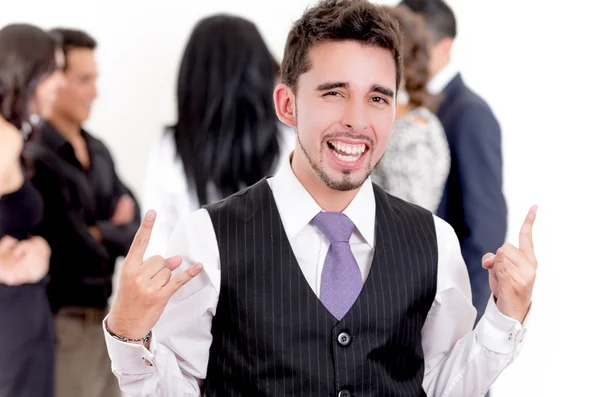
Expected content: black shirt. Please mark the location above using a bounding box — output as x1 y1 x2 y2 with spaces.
25 122 140 312
0 180 55 397
0 179 43 240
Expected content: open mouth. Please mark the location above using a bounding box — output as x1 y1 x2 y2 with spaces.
326 140 369 162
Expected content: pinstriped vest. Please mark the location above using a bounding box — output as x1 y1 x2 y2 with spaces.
204 179 437 396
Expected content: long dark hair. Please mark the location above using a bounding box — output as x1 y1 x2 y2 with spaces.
0 24 58 129
172 14 282 204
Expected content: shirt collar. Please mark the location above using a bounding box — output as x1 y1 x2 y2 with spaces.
39 121 69 152
39 121 89 153
427 60 459 95
268 151 376 248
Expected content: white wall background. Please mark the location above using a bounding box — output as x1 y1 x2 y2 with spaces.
2 0 599 395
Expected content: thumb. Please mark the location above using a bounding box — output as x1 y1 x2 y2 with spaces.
163 263 203 297
482 252 496 270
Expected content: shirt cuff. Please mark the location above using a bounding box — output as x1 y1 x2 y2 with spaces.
102 316 158 374
475 295 530 357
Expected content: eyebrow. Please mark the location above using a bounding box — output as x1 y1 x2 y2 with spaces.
315 82 394 99
316 82 348 91
371 84 394 98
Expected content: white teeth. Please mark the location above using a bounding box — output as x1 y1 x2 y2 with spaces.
328 141 367 156
333 151 360 162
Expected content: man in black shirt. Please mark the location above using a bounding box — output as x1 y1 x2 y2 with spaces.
26 28 140 397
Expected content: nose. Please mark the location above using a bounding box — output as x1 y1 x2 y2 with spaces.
341 96 369 132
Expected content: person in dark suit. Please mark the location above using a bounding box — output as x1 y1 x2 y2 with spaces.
402 0 507 325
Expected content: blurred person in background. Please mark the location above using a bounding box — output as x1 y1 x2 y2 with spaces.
372 4 449 212
142 14 295 256
0 23 64 397
402 0 507 326
24 27 140 397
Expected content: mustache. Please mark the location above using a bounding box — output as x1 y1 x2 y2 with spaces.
322 132 374 147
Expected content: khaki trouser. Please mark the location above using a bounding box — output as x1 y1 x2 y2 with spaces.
54 307 121 397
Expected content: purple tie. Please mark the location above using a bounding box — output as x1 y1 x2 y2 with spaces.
313 211 363 320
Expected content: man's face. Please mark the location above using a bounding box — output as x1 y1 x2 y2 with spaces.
52 48 98 123
292 40 397 192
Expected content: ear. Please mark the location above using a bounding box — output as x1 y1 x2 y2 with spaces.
273 83 297 128
440 37 454 57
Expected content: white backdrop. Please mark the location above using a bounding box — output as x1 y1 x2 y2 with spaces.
2 0 599 395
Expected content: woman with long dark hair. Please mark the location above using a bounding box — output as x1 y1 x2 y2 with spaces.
0 23 64 397
371 5 450 212
143 14 295 255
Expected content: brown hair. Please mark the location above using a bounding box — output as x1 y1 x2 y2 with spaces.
281 0 403 92
385 5 440 111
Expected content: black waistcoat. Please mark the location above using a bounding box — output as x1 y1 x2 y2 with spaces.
204 179 438 396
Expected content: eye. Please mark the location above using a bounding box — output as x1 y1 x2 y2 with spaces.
324 91 342 97
371 96 389 104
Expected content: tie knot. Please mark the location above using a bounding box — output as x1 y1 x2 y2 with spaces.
312 211 355 244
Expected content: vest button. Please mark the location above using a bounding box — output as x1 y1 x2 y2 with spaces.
337 331 352 346
338 389 352 397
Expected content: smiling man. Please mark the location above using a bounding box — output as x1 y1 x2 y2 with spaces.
103 1 538 396
287 38 397 206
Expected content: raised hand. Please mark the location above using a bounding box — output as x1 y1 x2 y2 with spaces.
106 210 203 341
482 205 538 323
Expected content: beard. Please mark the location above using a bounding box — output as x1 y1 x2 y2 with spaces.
296 130 375 192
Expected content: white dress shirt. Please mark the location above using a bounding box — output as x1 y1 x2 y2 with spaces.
141 126 297 257
427 60 459 95
104 154 528 397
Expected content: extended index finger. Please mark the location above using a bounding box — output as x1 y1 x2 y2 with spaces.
519 205 538 262
125 210 157 265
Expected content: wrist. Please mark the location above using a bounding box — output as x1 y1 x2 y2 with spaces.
497 301 530 324
516 303 531 324
105 318 152 344
106 315 151 342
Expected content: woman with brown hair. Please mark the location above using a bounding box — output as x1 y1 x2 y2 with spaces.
371 4 450 212
0 23 64 397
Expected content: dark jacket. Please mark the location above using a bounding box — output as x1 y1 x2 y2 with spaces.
436 73 507 323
